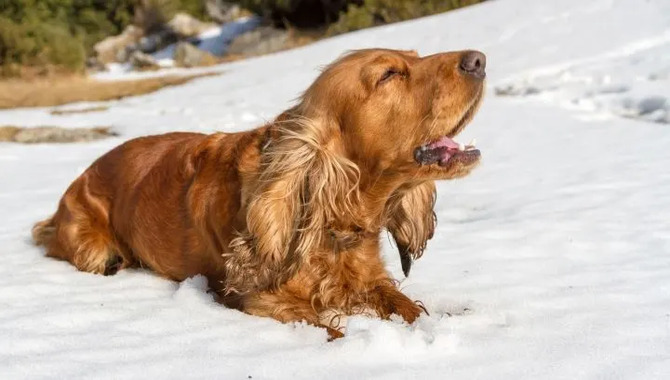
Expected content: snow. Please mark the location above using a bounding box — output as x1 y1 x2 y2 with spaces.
2 0 670 378
495 30 670 124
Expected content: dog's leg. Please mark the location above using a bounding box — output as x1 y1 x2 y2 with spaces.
242 291 344 340
38 176 129 276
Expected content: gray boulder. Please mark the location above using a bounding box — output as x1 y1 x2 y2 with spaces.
168 13 217 38
174 42 218 67
206 0 247 24
94 25 143 64
130 51 160 70
227 26 289 57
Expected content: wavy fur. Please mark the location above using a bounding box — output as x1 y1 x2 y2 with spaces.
225 117 361 294
31 49 485 339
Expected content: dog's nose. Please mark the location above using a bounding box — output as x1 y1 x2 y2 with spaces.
459 51 486 79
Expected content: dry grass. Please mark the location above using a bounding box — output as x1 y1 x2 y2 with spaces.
0 125 116 143
0 72 219 109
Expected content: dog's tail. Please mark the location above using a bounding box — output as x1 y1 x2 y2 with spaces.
32 216 55 246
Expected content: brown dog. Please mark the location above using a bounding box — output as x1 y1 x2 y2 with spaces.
32 49 486 338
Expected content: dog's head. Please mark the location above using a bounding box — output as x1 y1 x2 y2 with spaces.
297 48 485 179
226 49 486 294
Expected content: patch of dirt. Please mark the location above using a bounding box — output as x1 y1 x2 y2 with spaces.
0 126 116 143
0 72 219 109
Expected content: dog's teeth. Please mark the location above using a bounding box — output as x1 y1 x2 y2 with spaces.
469 138 477 146
458 142 465 151
420 145 427 151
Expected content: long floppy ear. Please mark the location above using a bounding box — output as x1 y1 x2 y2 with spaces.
385 181 437 277
224 117 360 295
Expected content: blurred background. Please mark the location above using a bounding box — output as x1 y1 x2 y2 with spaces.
0 0 484 115
0 0 483 77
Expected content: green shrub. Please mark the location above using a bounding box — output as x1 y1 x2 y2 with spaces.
227 0 484 30
44 23 87 71
0 0 135 75
229 0 354 28
0 0 208 77
328 3 372 33
0 16 85 74
328 0 486 35
134 0 177 33
175 0 208 20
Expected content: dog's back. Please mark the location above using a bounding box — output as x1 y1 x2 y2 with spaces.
32 131 260 285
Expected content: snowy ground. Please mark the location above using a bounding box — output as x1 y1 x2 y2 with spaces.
2 0 670 379
495 31 670 124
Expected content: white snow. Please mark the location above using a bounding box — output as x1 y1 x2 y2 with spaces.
495 30 670 124
2 0 670 379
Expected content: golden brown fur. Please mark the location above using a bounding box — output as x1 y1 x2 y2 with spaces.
32 49 485 338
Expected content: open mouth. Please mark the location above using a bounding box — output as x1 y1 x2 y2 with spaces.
414 136 480 166
413 97 483 167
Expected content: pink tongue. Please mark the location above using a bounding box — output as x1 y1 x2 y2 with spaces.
427 136 459 150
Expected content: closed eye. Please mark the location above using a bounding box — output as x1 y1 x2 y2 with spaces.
378 68 403 84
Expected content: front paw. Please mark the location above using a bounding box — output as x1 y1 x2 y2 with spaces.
390 298 424 324
374 286 426 324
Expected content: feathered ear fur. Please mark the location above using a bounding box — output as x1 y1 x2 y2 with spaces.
224 117 360 295
385 181 437 277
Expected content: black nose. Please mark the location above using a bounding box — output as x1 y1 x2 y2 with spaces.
459 51 486 79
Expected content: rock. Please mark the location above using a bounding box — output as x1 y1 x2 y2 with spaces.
138 29 178 54
130 51 160 70
227 27 289 57
85 56 106 72
168 13 217 38
206 0 249 24
0 126 115 144
116 46 131 63
173 42 218 68
94 25 144 64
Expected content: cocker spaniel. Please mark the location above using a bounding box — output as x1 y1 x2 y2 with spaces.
33 48 486 338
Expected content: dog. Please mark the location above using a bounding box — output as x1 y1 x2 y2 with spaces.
32 48 486 338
